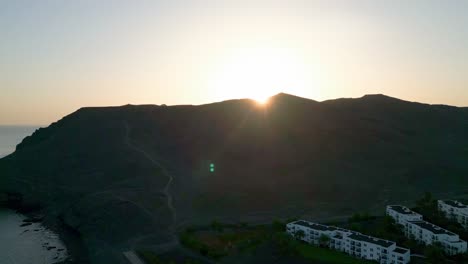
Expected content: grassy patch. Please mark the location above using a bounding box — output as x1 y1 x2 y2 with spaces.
180 224 268 260
297 244 373 264
137 250 166 264
137 250 201 264
180 221 377 263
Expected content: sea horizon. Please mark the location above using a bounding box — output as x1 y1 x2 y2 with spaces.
0 125 40 158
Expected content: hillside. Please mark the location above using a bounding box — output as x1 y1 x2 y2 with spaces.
1 93 468 263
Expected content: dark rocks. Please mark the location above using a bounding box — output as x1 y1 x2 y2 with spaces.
23 216 43 223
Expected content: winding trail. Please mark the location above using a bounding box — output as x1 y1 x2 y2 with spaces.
122 121 179 263
123 121 177 227
123 251 145 264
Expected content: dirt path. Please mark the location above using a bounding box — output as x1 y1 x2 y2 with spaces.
123 251 145 264
122 121 179 263
123 121 177 228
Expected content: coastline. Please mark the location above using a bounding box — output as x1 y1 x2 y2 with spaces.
45 214 90 264
1 200 90 264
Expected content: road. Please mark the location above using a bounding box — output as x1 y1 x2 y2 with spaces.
123 251 145 264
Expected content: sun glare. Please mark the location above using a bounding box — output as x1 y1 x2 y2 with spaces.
209 46 318 104
255 96 270 105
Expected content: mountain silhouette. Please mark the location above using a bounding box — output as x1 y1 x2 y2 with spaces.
1 93 468 263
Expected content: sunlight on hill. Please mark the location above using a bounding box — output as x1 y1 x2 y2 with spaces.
208 46 320 103
255 96 270 105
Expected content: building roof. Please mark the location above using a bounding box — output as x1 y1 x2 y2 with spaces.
289 220 403 249
409 221 456 236
293 220 338 232
347 233 394 248
441 200 468 209
393 247 409 254
333 234 343 239
388 205 419 215
445 239 466 244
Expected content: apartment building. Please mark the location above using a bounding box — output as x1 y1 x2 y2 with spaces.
438 200 468 228
286 220 410 264
387 205 467 255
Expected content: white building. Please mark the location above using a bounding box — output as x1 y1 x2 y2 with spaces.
286 220 410 264
438 200 468 228
387 205 467 255
386 205 423 225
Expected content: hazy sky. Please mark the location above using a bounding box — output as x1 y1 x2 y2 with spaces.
1 0 468 125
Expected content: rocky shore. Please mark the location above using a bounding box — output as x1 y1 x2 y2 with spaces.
1 197 90 264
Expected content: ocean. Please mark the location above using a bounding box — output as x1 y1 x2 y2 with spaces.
0 209 68 264
0 125 69 263
0 126 39 158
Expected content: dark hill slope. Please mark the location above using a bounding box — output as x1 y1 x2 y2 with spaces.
1 94 468 263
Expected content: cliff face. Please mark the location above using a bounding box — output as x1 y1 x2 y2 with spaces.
1 94 468 263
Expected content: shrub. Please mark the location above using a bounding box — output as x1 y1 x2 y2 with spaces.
211 220 224 232
272 219 286 232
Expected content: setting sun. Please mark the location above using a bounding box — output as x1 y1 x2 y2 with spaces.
209 46 318 104
254 96 270 105
3 2 468 263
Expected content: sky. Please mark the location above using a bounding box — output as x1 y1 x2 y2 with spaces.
1 0 468 125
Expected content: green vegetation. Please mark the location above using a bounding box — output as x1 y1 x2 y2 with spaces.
336 193 468 263
180 193 468 263
412 192 468 263
180 229 225 259
271 232 300 256
348 212 375 223
339 215 407 245
180 219 381 263
180 222 269 260
413 192 468 242
272 219 286 232
137 251 171 264
239 221 248 228
297 243 373 264
5 93 468 264
210 220 224 232
294 230 305 240
270 231 373 263
137 250 201 264
424 244 446 264
319 234 331 247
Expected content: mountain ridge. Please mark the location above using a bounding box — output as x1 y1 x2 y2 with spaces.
1 93 468 263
